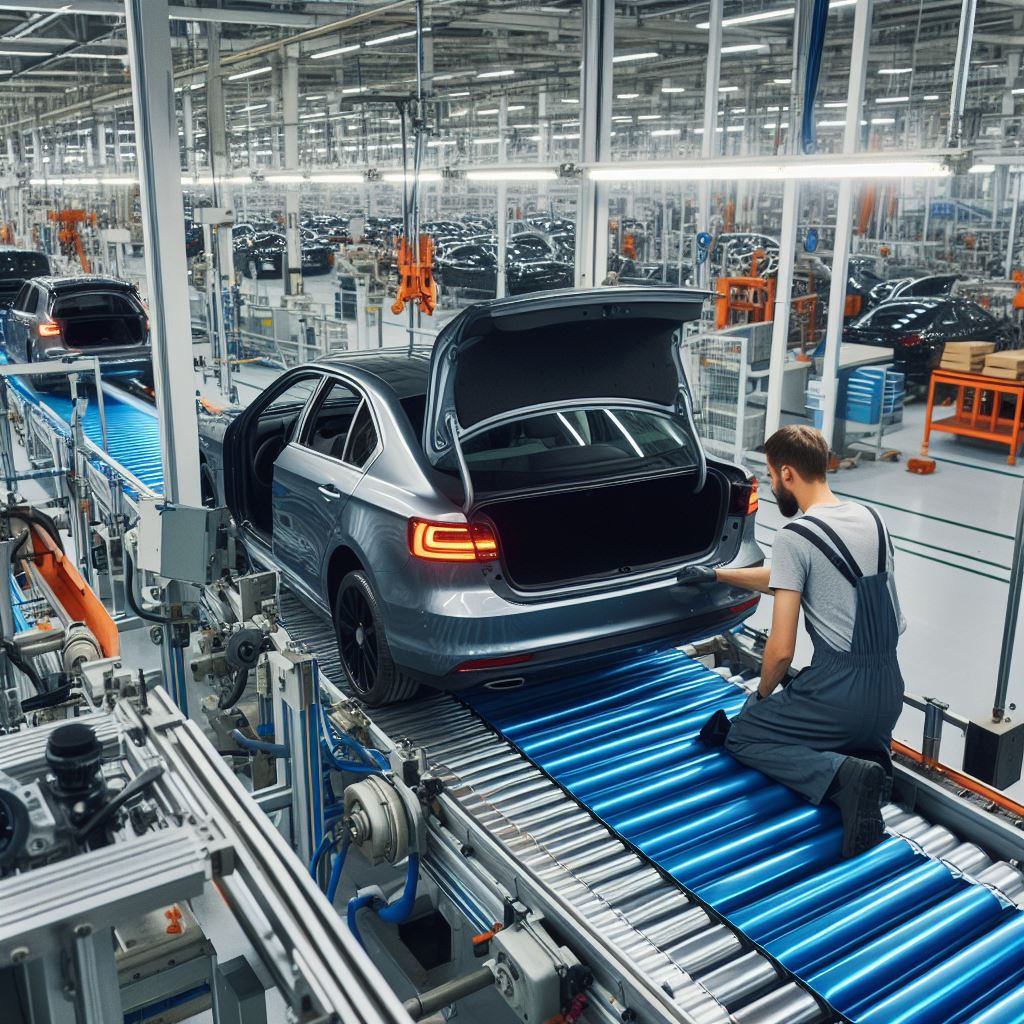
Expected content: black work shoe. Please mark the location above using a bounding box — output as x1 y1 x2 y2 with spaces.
829 757 886 858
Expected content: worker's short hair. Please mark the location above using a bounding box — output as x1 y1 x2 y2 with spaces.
764 425 829 482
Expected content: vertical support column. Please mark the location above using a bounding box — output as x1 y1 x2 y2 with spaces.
125 0 201 506
1007 173 1022 277
207 27 228 187
496 96 508 298
537 88 548 208
182 85 195 176
697 0 722 286
30 128 42 175
283 48 302 298
72 925 122 1024
820 0 873 448
574 0 613 289
947 0 979 149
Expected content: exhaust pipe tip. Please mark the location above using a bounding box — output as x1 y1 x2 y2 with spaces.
482 677 525 692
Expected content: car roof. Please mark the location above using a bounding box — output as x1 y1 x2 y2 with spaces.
0 246 46 254
33 275 133 291
316 347 432 398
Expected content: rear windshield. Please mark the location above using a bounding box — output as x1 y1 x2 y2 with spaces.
853 304 938 330
0 252 49 279
440 405 698 491
53 290 143 318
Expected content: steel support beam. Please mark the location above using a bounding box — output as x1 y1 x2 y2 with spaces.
496 95 508 299
283 49 303 297
820 0 873 448
574 0 613 289
697 0 722 286
947 0 980 148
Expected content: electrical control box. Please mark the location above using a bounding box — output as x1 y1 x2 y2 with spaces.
491 925 580 1024
137 498 230 585
964 718 1024 790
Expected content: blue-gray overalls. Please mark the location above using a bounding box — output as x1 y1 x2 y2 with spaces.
725 506 904 804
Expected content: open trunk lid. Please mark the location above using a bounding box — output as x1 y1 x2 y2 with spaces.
423 288 709 492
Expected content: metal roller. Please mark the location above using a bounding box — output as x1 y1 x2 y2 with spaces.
731 983 827 1024
697 950 780 1007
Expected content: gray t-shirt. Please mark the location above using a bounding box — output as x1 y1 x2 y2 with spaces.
769 501 906 652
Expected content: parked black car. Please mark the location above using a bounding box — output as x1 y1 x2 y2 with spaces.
843 297 1016 391
184 220 204 260
0 248 51 308
233 231 335 278
437 239 573 295
3 275 151 390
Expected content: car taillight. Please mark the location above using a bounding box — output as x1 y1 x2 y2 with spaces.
897 333 924 348
37 320 61 338
455 653 533 673
408 518 499 562
730 476 758 516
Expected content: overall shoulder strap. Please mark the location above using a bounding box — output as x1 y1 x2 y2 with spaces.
802 514 866 579
784 521 859 587
864 504 891 574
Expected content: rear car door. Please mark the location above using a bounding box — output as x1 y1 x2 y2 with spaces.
271 374 380 587
8 283 42 360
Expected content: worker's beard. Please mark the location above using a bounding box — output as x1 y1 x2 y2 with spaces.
774 482 800 518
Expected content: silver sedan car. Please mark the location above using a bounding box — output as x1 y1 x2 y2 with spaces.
203 288 763 705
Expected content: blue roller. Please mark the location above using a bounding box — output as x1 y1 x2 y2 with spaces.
463 647 1024 1023
960 983 1024 1024
854 913 1024 1024
811 887 1011 1015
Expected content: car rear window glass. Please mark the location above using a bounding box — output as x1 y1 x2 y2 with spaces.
52 291 142 318
441 406 698 491
0 252 49 279
301 380 359 459
345 401 378 467
855 304 938 330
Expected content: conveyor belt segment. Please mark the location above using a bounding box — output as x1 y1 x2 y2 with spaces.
462 649 1024 1024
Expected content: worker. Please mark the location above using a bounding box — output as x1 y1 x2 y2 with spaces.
679 425 905 858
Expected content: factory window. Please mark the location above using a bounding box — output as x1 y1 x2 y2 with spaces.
302 379 360 460
344 400 379 468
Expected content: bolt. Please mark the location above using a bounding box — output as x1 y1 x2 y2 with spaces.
10 947 28 964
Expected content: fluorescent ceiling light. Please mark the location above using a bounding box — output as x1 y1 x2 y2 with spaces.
698 5 793 28
427 139 456 147
365 27 430 47
228 65 271 80
611 116 632 122
878 67 912 75
774 77 792 85
449 91 470 97
508 105 525 112
477 69 514 78
311 173 364 183
870 117 896 124
923 94 940 100
0 48 51 56
66 52 124 60
560 97 579 103
613 52 659 63
265 174 307 184
876 95 909 104
722 43 768 53
1013 88 1024 95
311 43 360 59
305 94 326 101
969 163 995 174
637 114 662 121
818 119 847 127
824 101 847 108
299 112 323 120
341 86 364 95
466 169 556 181
589 156 952 182
662 86 685 93
719 85 739 93
240 103 268 112
651 128 681 136
449 108 468 117
617 92 639 99
381 171 442 182
479 107 498 114
726 125 743 132
472 137 501 144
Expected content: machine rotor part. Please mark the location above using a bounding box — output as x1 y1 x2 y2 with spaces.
225 627 265 671
62 621 101 674
343 775 409 866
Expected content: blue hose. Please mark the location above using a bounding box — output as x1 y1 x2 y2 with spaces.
377 853 420 923
309 833 331 881
801 0 831 155
347 893 375 947
230 729 289 758
326 833 351 904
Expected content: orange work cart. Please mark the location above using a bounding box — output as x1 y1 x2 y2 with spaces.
921 367 1024 466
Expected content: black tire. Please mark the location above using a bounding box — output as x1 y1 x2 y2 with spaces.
334 570 419 706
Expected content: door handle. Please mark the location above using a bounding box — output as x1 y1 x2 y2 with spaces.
318 483 342 500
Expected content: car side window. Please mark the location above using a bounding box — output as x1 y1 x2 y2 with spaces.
11 283 30 311
300 379 361 460
344 400 379 468
261 375 321 443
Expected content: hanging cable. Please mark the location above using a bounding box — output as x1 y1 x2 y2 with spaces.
800 0 831 155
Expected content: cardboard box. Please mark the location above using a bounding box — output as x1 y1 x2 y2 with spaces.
944 341 996 360
984 350 1024 370
941 361 986 373
981 365 1024 380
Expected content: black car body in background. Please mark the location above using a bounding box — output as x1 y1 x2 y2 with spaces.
233 231 335 278
437 235 573 295
4 275 151 389
843 297 1016 391
0 247 51 306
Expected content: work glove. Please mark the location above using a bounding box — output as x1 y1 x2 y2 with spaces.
676 565 717 586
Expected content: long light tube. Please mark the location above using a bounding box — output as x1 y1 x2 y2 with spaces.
589 157 953 182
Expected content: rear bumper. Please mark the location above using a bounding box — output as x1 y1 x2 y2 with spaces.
379 545 762 685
